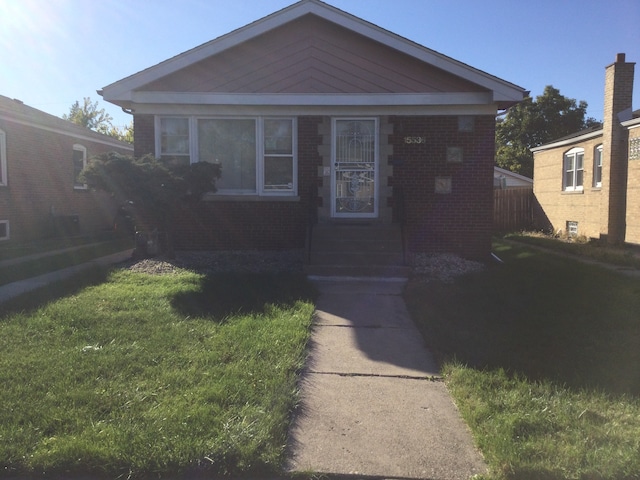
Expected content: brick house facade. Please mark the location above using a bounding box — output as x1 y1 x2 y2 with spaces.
101 0 525 260
532 54 639 245
0 95 133 243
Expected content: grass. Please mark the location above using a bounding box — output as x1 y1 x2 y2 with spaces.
0 268 316 479
405 239 640 480
505 231 640 269
0 236 133 287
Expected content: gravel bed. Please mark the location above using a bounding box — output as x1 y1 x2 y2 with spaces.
409 253 486 283
123 250 305 275
122 250 485 281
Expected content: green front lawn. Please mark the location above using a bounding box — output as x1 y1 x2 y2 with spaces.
0 269 315 478
406 240 640 479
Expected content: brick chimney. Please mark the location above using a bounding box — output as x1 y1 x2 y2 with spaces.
601 53 635 244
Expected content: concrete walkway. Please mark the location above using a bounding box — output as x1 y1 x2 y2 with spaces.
286 278 487 480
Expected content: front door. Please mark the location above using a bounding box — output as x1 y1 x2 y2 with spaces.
331 118 378 218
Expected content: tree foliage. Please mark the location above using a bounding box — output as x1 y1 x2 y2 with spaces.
80 153 221 254
63 97 133 143
496 86 602 178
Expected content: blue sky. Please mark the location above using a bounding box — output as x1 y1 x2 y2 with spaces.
2 0 639 130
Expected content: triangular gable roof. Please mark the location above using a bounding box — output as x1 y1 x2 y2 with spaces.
101 0 526 110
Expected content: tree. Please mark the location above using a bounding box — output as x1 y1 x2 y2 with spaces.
496 86 601 178
63 98 133 143
80 153 221 256
105 121 134 144
63 97 114 134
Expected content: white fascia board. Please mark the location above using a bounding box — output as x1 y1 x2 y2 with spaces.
530 129 603 153
131 102 497 117
130 91 494 106
494 166 532 183
622 116 640 129
102 0 526 103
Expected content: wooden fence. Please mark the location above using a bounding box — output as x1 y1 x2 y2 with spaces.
494 188 533 232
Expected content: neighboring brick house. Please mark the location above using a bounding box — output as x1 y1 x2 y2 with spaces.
0 94 134 244
100 0 526 260
532 54 639 245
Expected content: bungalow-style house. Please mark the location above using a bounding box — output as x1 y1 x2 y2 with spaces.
0 94 133 244
532 54 639 245
100 0 526 264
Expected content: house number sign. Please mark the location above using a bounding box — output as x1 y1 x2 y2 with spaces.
404 136 426 144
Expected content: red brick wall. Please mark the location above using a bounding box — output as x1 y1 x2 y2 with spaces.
135 113 495 257
389 115 495 259
133 115 155 158
0 118 133 243
168 116 323 250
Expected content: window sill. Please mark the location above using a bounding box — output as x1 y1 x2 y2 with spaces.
561 189 584 195
202 193 300 202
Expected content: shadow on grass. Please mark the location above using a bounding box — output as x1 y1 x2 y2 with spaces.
0 266 112 318
170 272 317 320
405 241 640 396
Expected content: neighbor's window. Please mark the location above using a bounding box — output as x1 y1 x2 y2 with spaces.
157 116 297 196
73 144 87 189
0 129 6 186
159 117 190 168
563 147 584 191
0 220 9 241
593 145 603 188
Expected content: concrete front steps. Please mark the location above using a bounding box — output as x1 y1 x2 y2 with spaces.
305 223 410 278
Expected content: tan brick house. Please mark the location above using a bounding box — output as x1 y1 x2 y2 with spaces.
100 0 526 262
532 54 639 245
0 95 133 244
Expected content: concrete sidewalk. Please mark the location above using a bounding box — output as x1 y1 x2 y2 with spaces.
286 278 487 480
0 249 133 305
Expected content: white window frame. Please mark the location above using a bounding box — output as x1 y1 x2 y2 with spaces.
261 117 297 195
156 116 191 166
0 220 9 241
593 145 603 188
563 147 584 192
0 129 6 186
73 144 88 190
155 115 297 197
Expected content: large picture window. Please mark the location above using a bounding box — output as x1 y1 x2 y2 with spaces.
156 116 296 196
198 119 256 192
563 147 584 191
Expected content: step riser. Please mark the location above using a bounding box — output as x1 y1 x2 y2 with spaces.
304 265 411 278
311 240 402 253
310 252 404 266
307 224 407 278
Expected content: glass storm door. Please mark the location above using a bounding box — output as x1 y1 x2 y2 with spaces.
332 118 378 218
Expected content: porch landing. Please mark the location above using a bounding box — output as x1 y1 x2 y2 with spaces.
304 223 410 279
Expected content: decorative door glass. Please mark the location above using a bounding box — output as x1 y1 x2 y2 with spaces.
333 119 377 217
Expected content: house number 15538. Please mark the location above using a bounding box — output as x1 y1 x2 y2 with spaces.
404 136 426 144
